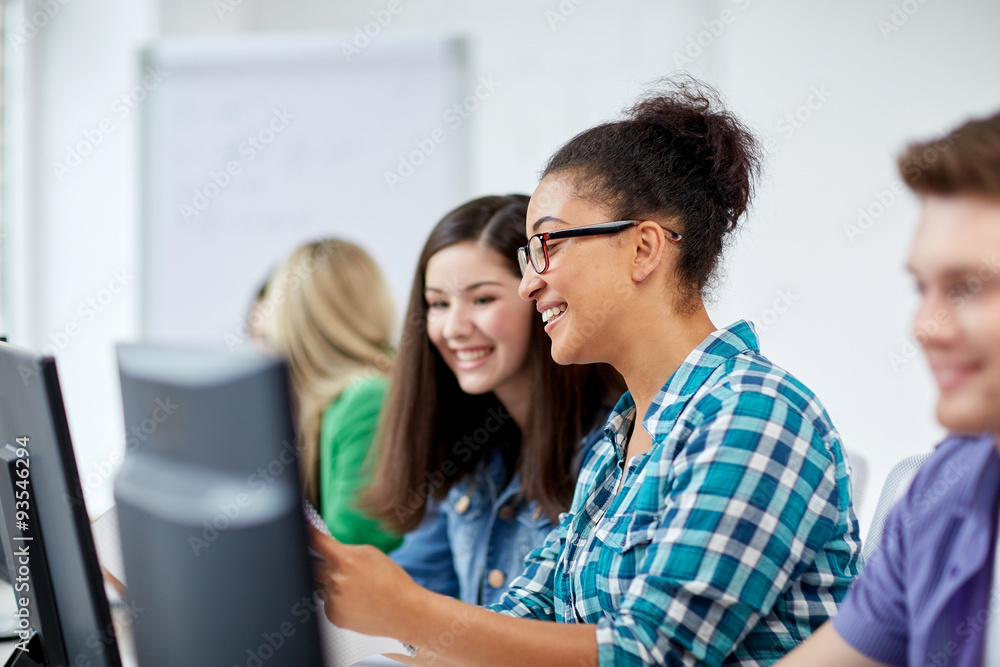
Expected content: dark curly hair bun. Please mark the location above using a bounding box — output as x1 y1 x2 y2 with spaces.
542 76 760 297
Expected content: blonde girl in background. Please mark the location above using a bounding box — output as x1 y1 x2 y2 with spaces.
264 238 400 552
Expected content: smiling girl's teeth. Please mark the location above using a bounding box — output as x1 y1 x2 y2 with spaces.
542 305 567 324
456 348 491 362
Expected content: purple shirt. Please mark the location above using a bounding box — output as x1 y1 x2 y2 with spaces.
834 433 1000 667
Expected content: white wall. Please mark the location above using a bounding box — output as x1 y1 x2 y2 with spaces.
11 0 159 513
707 0 1000 525
9 0 1000 527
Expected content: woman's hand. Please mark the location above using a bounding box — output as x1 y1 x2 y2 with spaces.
310 525 425 641
312 526 599 667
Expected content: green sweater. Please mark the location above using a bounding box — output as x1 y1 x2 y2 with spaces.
318 374 401 553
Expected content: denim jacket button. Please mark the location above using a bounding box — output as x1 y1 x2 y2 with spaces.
454 494 471 514
488 569 506 589
498 504 516 521
532 506 542 520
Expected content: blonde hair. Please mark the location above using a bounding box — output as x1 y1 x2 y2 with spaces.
264 239 394 505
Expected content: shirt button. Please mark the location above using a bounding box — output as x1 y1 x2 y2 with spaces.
498 504 515 521
454 495 471 514
488 569 506 589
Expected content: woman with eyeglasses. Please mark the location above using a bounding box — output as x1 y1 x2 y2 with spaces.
312 81 861 666
364 194 623 606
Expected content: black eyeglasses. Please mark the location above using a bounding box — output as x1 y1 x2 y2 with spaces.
517 220 682 276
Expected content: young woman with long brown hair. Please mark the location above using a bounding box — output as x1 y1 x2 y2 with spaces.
365 194 622 606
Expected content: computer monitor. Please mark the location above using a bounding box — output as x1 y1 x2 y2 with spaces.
114 344 322 667
0 342 122 667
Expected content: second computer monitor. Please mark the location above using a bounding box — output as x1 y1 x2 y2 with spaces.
114 345 322 667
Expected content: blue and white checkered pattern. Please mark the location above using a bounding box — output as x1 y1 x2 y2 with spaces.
492 321 862 666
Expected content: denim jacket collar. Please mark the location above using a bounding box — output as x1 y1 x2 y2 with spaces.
451 446 521 514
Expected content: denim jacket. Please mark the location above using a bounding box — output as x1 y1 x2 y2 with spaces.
392 425 606 606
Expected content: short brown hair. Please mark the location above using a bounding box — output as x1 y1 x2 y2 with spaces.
899 111 1000 197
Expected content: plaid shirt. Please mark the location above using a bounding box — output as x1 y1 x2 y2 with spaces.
491 321 862 665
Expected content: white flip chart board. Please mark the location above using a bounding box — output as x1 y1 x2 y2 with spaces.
141 34 469 345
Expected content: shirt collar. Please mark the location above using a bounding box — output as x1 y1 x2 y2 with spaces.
602 320 760 460
946 432 1000 512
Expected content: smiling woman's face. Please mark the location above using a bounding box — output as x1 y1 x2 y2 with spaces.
425 241 535 402
518 175 633 366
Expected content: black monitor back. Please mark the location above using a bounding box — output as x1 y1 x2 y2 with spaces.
0 342 122 667
114 345 322 667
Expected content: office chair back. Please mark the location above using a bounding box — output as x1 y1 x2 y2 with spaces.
861 452 932 562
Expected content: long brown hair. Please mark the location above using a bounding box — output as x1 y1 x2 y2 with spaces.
365 195 623 532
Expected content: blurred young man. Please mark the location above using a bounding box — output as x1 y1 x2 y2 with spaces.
780 112 1000 666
